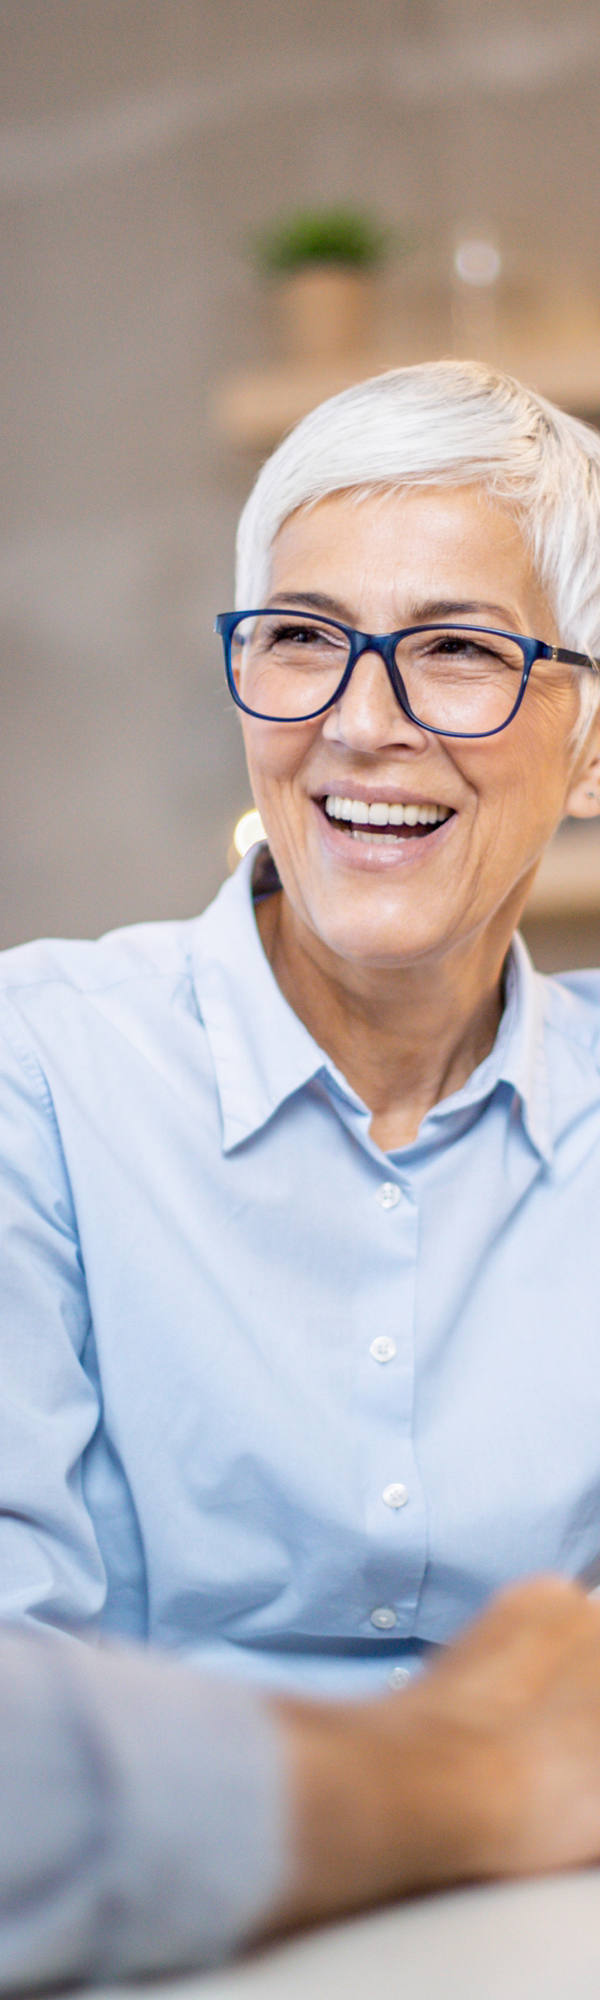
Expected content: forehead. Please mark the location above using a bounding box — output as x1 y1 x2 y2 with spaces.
267 485 552 631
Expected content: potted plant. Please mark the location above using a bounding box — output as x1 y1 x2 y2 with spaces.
251 205 402 363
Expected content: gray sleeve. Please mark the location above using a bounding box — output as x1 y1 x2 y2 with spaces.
0 1632 290 1990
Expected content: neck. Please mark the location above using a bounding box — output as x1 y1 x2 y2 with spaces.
256 893 510 1150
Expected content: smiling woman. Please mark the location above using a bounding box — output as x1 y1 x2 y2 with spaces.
3 362 600 1718
226 475 600 1149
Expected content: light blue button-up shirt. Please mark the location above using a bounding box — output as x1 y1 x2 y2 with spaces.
2 848 600 1697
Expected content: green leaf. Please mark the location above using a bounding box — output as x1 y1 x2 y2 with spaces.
249 206 410 272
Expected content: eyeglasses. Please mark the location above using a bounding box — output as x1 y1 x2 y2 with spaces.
215 608 599 739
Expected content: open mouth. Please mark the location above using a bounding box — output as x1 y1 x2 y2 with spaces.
320 794 456 843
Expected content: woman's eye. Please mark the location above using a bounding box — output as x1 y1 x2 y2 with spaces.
430 636 503 664
266 623 312 645
278 624 313 642
435 637 487 656
267 622 339 649
421 634 523 677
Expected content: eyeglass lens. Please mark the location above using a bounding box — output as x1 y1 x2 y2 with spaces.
230 613 526 731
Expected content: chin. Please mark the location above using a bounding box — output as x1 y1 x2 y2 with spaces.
317 916 442 970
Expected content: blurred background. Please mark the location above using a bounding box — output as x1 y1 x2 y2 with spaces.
2 0 600 964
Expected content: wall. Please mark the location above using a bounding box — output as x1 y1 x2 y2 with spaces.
2 0 600 954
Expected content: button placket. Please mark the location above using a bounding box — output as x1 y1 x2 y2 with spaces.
357 1168 424 1637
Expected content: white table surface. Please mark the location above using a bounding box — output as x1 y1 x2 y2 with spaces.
69 1869 600 2000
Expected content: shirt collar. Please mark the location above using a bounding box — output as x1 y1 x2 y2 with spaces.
190 849 360 1151
418 929 552 1164
190 847 552 1163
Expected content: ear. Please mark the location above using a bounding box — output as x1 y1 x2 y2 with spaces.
564 720 600 820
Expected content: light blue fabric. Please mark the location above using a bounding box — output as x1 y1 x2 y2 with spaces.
1 847 600 1697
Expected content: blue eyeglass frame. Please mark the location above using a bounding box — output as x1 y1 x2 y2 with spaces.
215 608 599 740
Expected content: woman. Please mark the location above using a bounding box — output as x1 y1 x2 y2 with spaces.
2 358 600 1695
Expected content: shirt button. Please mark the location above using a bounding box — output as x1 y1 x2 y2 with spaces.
376 1182 401 1209
369 1335 397 1364
370 1606 397 1630
382 1482 408 1509
388 1666 411 1690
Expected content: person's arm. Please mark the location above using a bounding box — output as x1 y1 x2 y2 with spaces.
0 1631 288 1990
4 1578 600 1989
0 999 104 1631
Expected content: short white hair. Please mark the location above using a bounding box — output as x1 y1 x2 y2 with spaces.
235 358 600 749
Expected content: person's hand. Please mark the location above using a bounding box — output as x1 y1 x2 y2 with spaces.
271 1577 600 1933
381 1575 600 1884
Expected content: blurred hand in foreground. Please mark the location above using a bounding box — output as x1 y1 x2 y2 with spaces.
273 1577 600 1932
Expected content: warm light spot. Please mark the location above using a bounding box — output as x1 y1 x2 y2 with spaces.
453 238 502 286
232 807 265 858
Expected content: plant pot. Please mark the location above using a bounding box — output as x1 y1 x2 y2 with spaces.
273 265 375 363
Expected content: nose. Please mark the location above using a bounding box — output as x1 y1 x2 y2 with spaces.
320 645 428 752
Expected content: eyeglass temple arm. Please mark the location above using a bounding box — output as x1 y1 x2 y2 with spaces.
546 643 600 673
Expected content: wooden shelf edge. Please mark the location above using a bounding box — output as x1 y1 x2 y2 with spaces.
524 828 600 921
212 354 600 450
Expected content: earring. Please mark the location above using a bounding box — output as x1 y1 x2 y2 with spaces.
585 789 598 800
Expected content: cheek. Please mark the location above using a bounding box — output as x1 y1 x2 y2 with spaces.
455 703 572 822
242 720 317 795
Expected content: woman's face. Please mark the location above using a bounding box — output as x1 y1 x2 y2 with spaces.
239 484 596 974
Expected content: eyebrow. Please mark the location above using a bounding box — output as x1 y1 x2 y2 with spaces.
264 590 523 629
264 591 351 615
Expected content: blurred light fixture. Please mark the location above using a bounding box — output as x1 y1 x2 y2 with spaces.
453 238 502 287
232 807 265 858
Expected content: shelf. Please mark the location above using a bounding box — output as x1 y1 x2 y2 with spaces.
523 824 600 921
213 347 600 451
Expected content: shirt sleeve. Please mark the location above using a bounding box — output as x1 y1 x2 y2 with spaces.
0 997 105 1630
0 1630 290 1988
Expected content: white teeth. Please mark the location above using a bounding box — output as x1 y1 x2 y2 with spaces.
323 795 451 828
